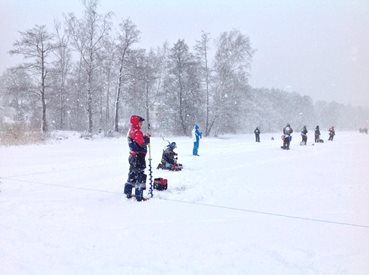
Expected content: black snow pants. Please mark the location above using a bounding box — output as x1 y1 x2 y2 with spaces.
124 154 147 197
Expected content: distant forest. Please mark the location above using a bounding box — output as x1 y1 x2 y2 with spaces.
1 0 368 136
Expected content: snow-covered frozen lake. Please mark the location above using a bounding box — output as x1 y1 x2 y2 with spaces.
1 131 368 274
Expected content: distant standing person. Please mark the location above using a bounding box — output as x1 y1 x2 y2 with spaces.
192 124 202 156
314 125 321 143
328 126 335 141
254 127 261 142
301 125 308 145
281 123 293 150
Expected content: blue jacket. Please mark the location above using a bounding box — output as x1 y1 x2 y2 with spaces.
192 125 202 142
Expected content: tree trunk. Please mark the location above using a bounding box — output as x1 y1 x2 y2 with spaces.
114 64 123 132
87 61 93 133
114 50 126 132
205 46 210 137
105 67 111 128
59 68 66 130
41 50 48 133
41 92 47 133
178 74 187 135
87 80 93 134
145 82 150 127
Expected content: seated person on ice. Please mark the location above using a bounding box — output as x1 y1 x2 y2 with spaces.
157 142 183 171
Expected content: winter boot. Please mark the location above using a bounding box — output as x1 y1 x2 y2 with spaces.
135 187 143 201
135 173 147 201
124 183 133 199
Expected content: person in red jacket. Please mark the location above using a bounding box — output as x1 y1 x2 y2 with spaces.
124 115 150 201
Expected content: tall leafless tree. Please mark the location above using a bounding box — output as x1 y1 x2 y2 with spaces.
195 31 212 136
9 25 56 133
114 18 140 132
65 0 111 133
52 20 71 130
99 38 116 129
212 30 254 134
166 40 201 135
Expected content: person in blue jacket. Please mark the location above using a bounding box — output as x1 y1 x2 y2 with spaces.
192 124 202 156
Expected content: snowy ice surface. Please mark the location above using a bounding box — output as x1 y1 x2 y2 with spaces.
0 131 368 275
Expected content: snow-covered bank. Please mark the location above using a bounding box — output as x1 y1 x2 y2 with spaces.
0 131 368 274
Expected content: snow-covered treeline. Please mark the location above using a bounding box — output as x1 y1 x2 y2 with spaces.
0 0 367 136
243 88 369 132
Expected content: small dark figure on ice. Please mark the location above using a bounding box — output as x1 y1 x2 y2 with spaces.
123 115 151 201
315 125 323 143
328 126 335 141
359 128 368 134
254 127 261 142
157 142 183 171
281 123 293 150
300 125 308 145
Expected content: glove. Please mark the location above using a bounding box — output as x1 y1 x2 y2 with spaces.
144 136 150 144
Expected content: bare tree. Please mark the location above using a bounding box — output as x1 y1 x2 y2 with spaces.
9 25 56 133
170 40 188 134
212 30 254 134
128 43 169 132
131 49 159 127
154 42 170 95
67 56 87 131
149 42 170 130
195 31 212 136
99 38 116 129
51 20 71 130
165 39 201 135
143 50 161 127
114 18 140 132
65 0 112 133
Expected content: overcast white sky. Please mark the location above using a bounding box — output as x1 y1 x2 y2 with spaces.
1 0 368 107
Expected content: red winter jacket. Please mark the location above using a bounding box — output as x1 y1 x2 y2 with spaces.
128 115 148 155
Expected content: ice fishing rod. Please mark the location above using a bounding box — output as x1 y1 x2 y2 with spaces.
161 135 171 144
